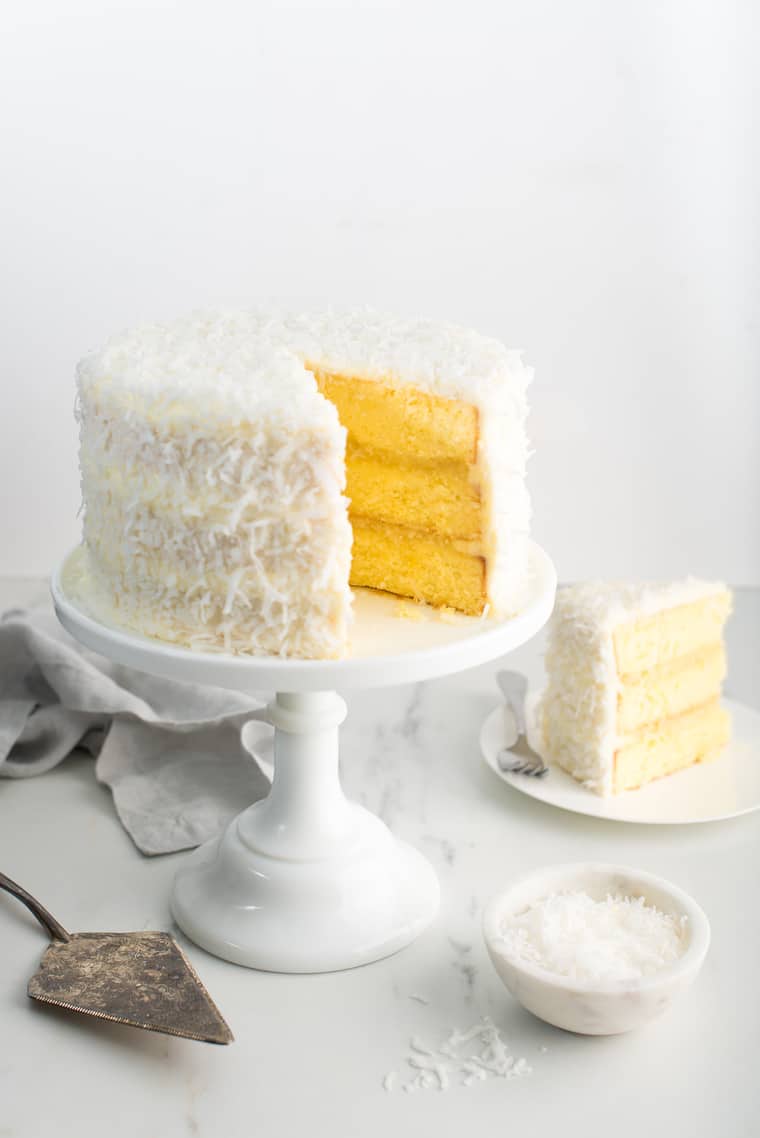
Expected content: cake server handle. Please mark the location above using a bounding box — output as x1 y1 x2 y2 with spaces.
0 871 71 943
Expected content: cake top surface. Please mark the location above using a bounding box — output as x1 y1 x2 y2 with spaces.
77 311 337 429
554 578 730 630
76 308 531 423
270 308 530 398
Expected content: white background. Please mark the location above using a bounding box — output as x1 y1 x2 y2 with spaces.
1 0 757 582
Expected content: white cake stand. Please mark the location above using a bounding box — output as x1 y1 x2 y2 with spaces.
52 543 556 973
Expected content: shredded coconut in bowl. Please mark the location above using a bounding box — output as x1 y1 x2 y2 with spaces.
497 891 688 984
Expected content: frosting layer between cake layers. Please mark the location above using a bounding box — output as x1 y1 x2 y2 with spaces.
536 580 732 795
76 309 532 657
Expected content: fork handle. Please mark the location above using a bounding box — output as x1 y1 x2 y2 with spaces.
497 671 528 737
0 871 71 943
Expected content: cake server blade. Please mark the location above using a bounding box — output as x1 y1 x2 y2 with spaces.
1 871 233 1045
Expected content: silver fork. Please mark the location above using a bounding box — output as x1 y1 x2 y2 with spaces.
496 670 549 778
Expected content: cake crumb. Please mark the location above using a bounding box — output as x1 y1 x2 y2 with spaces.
395 600 426 622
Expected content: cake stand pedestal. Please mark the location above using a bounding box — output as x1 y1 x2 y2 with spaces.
52 543 556 973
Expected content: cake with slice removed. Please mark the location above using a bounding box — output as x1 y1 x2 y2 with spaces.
75 309 532 657
533 579 732 795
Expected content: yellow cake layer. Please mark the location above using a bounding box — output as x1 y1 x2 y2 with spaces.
614 699 730 793
349 518 486 614
613 592 732 676
314 369 479 464
345 447 481 539
617 643 727 734
314 368 487 612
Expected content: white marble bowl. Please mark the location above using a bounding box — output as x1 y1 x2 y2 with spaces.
483 862 710 1035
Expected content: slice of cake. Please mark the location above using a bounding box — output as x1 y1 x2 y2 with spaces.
75 309 532 657
534 580 732 794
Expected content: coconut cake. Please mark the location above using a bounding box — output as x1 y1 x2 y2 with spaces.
75 309 532 657
534 579 732 795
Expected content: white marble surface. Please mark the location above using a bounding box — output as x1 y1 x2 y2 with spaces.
1 579 758 1138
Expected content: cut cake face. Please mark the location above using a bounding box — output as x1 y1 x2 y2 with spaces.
535 580 732 795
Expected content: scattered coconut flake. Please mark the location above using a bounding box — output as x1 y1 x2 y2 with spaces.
383 1018 532 1093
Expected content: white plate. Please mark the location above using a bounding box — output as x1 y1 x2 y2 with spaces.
480 698 760 824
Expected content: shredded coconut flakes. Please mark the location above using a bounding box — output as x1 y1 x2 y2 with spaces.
497 891 688 983
383 1017 532 1093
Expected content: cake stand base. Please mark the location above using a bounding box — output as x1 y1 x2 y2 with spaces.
170 692 439 972
52 541 556 973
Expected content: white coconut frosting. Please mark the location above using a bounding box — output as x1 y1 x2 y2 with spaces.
75 308 533 657
533 579 729 794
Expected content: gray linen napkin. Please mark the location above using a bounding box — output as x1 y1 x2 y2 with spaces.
0 606 272 854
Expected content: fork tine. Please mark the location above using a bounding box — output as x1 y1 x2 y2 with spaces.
497 752 549 777
497 752 522 773
497 748 549 778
